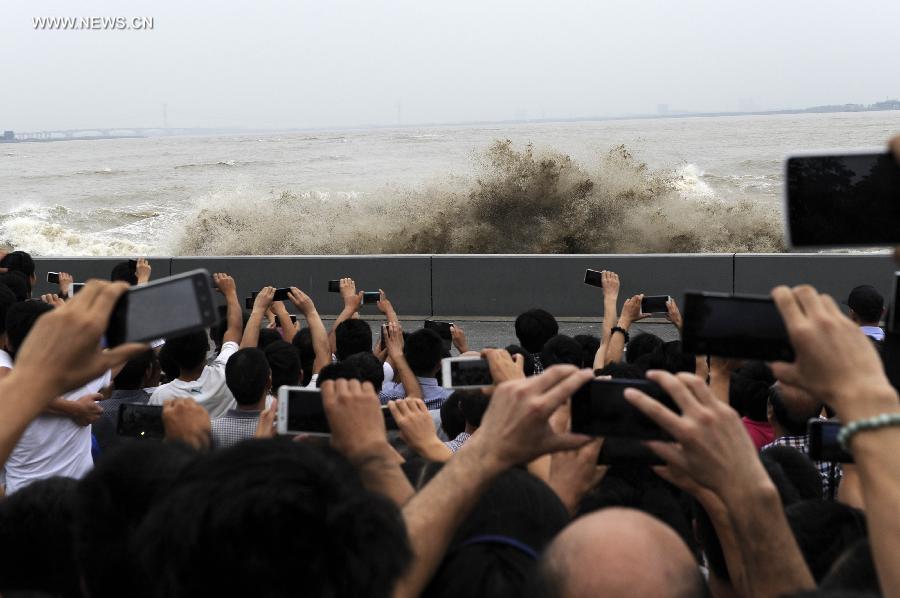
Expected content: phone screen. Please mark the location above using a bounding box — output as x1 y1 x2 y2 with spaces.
786 152 900 247
571 379 677 439
47 272 60 284
447 358 492 388
328 280 341 293
363 291 381 304
116 404 165 438
584 269 603 287
890 272 900 334
285 389 330 434
808 419 854 463
682 292 794 361
641 295 669 314
249 288 291 305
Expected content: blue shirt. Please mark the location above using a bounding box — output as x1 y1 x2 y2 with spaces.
861 326 884 341
379 377 452 410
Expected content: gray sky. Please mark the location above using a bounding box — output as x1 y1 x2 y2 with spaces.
3 0 899 130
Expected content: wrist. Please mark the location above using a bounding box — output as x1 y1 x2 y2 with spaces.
459 434 508 476
833 384 899 421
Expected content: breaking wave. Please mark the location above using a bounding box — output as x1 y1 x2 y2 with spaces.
174 141 785 255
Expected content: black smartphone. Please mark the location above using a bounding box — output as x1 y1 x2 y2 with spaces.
425 320 454 352
598 438 666 466
382 406 400 431
116 403 165 439
105 269 219 347
328 280 341 293
71 282 86 295
681 292 794 361
47 272 60 284
441 357 493 389
785 152 900 248
641 295 670 314
128 259 138 271
807 419 854 463
584 269 603 288
247 288 292 308
571 378 678 439
890 272 900 335
362 291 381 305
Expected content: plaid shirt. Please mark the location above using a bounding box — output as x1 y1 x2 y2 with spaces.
379 377 452 411
210 409 261 450
532 355 545 375
444 432 471 453
761 434 842 497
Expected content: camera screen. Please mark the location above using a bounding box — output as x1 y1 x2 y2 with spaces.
117 404 165 438
571 379 676 440
126 277 203 342
449 359 492 387
286 390 330 434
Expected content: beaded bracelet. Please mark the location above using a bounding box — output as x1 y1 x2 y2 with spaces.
837 412 900 452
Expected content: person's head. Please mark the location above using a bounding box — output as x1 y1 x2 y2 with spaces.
265 340 302 392
110 261 137 285
257 328 283 351
594 362 645 379
625 333 664 364
226 348 272 407
163 330 210 373
334 319 373 361
424 468 569 598
504 344 535 376
343 351 385 392
729 361 775 421
317 361 360 386
846 285 884 325
113 350 159 391
786 500 867 582
0 251 36 292
440 392 467 439
0 271 29 302
542 334 584 368
135 440 411 598
537 508 705 598
0 477 80 595
768 383 823 436
73 443 200 598
458 390 489 430
404 328 445 377
291 328 316 386
573 334 601 368
157 342 180 382
635 341 695 374
0 283 17 343
760 445 823 501
515 309 559 354
5 300 52 357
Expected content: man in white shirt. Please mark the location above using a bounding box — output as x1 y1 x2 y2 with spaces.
149 273 243 418
845 285 885 342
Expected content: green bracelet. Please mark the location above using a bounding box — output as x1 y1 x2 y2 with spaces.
838 412 900 452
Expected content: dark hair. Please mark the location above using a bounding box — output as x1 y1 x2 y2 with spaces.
135 440 411 598
458 390 489 428
73 443 200 598
786 500 867 582
635 341 695 374
265 340 302 391
820 539 880 595
0 477 80 595
114 350 157 390
317 361 358 386
0 283 17 336
514 309 559 354
5 300 52 356
729 362 775 421
0 271 29 302
440 392 467 439
110 261 137 285
343 351 385 392
423 468 569 598
0 251 35 286
595 362 646 379
158 342 180 382
335 319 372 361
504 345 536 376
541 334 583 368
626 333 664 364
760 445 823 501
405 328 445 377
163 330 209 371
573 334 601 369
226 348 271 406
291 328 316 386
257 328 282 351
769 387 821 436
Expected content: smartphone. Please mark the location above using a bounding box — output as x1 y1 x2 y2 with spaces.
785 151 900 248
382 405 400 431
379 323 387 351
890 272 900 334
362 291 381 305
807 419 854 463
71 282 85 295
571 378 678 439
328 280 341 293
47 272 60 284
441 357 492 389
584 269 603 288
277 387 330 436
116 403 165 439
425 320 454 353
104 269 219 347
641 295 670 314
681 292 794 361
128 259 138 271
247 288 292 308
598 438 666 466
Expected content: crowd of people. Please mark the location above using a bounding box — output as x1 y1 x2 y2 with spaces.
0 136 898 598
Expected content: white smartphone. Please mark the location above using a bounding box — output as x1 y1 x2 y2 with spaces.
441 356 493 389
276 386 330 436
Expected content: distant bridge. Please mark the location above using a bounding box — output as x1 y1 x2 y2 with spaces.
11 128 194 141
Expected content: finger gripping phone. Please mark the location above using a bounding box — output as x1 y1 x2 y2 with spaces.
441 357 493 389
641 295 670 314
47 272 60 284
105 269 219 347
570 378 678 440
328 280 341 293
807 419 854 463
362 291 381 305
116 403 165 439
584 269 603 288
681 292 794 361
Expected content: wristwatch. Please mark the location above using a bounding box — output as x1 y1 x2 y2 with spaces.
611 326 630 344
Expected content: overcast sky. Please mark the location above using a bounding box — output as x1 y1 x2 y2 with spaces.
3 0 899 131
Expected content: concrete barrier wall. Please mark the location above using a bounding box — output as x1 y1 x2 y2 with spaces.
27 253 897 318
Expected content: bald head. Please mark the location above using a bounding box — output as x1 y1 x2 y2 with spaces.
539 508 704 598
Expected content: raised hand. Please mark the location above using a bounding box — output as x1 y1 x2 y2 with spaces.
666 296 683 331
252 286 275 313
601 270 620 300
58 272 73 297
389 397 451 462
213 273 237 296
288 287 316 316
450 324 469 353
162 397 211 451
135 258 151 284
